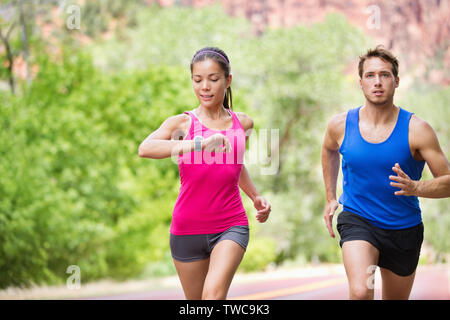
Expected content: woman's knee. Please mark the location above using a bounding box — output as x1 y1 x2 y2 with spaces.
202 285 227 300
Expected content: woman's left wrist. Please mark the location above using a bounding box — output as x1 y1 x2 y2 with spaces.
252 194 261 202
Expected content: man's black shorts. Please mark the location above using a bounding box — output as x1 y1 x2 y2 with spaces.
337 211 424 277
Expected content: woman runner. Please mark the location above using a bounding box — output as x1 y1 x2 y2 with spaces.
139 47 271 300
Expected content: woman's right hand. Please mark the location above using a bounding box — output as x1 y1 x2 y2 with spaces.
202 133 232 153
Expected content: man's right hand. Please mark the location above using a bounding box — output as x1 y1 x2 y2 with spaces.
323 199 339 238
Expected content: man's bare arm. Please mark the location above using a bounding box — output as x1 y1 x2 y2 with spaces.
390 116 450 198
390 164 450 198
321 112 346 238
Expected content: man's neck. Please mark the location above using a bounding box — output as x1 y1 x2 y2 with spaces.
361 100 398 125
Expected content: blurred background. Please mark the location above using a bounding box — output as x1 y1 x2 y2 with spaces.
0 0 448 290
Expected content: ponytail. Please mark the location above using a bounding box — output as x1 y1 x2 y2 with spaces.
224 87 233 110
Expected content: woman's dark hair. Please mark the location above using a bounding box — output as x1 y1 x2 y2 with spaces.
190 47 233 110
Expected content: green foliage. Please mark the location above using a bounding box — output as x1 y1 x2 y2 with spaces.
239 236 277 273
0 43 194 287
88 4 253 75
81 0 147 37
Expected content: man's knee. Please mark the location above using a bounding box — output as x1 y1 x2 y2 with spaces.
349 284 374 300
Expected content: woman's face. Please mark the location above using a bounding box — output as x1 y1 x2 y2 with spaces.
191 59 231 109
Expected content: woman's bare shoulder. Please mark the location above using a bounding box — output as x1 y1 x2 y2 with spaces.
235 111 254 131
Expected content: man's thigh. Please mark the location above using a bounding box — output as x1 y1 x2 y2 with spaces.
380 267 416 300
342 240 380 299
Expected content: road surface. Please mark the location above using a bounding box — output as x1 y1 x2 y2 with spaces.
81 264 449 300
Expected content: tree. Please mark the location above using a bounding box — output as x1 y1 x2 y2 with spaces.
0 1 17 93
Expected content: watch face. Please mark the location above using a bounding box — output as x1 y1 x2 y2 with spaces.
194 136 202 151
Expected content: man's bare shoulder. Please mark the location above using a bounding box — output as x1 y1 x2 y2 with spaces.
409 114 437 142
327 111 348 138
409 114 438 149
410 114 434 131
322 111 347 150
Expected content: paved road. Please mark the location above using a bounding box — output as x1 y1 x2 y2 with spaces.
84 265 449 300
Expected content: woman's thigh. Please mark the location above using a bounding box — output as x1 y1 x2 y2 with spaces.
173 258 210 300
202 240 245 300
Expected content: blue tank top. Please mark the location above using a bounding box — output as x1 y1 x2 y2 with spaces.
338 106 425 229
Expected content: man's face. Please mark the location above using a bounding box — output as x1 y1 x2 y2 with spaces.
360 57 399 106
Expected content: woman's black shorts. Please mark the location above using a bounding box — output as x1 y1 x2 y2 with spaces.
170 225 250 262
337 211 424 277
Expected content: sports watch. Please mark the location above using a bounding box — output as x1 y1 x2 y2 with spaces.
194 136 203 152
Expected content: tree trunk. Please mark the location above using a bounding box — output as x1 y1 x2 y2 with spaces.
0 23 16 94
19 0 31 85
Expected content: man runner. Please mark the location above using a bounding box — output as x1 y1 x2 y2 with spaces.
321 45 449 300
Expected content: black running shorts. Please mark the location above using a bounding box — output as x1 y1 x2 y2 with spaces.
170 225 250 262
337 211 424 277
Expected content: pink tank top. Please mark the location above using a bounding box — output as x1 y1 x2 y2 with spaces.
170 109 248 235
